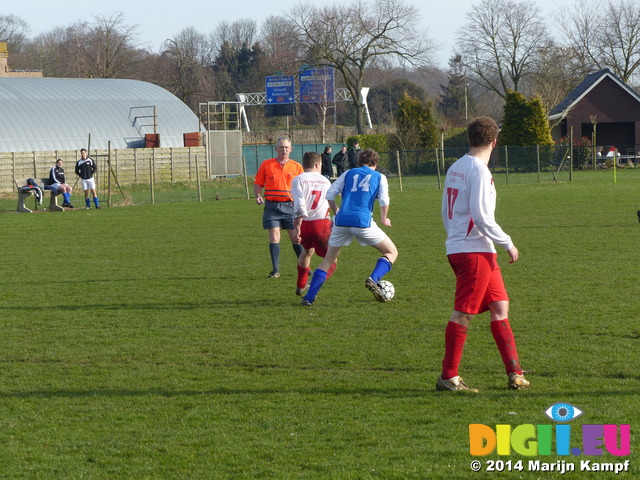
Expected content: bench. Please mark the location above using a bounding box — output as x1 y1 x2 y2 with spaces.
15 178 64 213
40 178 65 212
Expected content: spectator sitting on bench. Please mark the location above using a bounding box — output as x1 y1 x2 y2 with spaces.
49 159 74 208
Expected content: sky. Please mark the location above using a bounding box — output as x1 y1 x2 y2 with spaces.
9 0 571 69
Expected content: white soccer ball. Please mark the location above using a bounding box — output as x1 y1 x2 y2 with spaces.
377 280 395 302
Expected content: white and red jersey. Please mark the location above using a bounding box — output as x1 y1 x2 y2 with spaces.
291 171 332 221
441 154 513 255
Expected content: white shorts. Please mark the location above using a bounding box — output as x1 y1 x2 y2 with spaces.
81 178 96 190
328 222 388 247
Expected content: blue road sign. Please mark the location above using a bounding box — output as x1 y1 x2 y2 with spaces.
299 67 335 103
266 75 295 104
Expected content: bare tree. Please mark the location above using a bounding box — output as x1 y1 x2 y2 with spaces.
457 0 549 99
259 16 300 75
560 0 640 83
289 0 434 134
160 28 216 109
528 42 586 117
67 12 141 78
211 19 258 54
0 14 30 51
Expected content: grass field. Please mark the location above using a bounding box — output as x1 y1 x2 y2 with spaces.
0 170 638 479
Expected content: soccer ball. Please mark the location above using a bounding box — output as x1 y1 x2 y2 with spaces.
377 280 395 302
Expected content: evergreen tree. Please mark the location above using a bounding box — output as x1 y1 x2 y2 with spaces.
394 92 438 149
438 55 473 126
500 90 553 146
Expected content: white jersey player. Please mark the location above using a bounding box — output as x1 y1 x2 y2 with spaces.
291 152 336 296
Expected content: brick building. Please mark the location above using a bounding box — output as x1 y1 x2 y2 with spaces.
0 42 42 78
549 69 640 156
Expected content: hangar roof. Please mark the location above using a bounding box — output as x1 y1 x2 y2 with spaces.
0 78 201 152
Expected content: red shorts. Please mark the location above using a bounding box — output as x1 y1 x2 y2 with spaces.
300 219 332 258
448 252 508 314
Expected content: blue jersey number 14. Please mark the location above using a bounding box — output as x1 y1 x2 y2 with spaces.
350 174 371 192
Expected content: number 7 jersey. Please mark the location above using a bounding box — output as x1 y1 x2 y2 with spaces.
442 154 512 255
328 166 389 228
291 171 332 221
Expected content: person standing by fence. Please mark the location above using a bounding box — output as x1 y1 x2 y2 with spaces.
75 148 100 209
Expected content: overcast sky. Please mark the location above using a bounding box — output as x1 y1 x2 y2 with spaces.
10 0 572 68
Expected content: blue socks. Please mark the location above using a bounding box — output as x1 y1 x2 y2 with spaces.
62 192 71 203
370 257 392 282
93 197 99 208
304 269 327 303
85 198 91 208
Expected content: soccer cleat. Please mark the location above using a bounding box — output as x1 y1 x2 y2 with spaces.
436 376 479 393
295 283 310 296
508 373 530 390
267 271 280 279
85 206 90 209
365 277 385 302
300 299 313 306
637 210 640 223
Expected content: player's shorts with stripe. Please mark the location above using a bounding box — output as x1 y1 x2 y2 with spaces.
262 200 295 230
329 221 388 248
448 252 508 314
300 218 332 257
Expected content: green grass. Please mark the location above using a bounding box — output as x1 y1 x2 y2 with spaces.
0 170 638 478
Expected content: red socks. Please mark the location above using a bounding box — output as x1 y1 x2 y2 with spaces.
491 318 523 375
297 263 337 288
297 266 310 289
441 321 468 379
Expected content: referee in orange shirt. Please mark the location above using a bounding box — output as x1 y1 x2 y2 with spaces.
254 137 304 278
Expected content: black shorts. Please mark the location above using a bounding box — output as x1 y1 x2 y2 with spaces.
262 200 295 230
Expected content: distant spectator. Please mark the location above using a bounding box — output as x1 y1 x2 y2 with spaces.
348 141 361 169
75 148 100 209
321 146 333 179
332 145 348 177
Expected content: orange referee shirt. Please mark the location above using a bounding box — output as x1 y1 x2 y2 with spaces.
254 158 303 202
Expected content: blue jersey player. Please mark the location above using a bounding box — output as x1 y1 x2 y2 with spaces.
301 148 398 305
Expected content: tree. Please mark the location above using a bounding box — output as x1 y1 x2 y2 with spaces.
393 92 438 150
66 12 141 78
0 14 30 51
457 0 549 99
259 16 301 75
289 0 434 134
528 43 586 120
500 90 553 146
560 0 640 84
368 78 426 125
437 55 474 126
160 28 215 110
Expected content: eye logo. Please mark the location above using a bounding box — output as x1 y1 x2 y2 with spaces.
544 402 583 422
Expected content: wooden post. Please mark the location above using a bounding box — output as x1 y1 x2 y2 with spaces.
395 150 403 192
435 147 441 190
504 146 509 185
536 144 541 183
196 154 202 202
242 155 250 200
107 142 112 206
150 151 155 204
